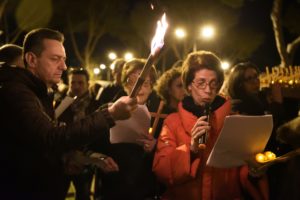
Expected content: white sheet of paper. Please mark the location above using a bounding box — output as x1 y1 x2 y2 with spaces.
55 96 76 118
206 115 273 168
110 104 151 144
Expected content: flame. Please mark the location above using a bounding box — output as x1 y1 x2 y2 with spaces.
151 13 168 56
150 3 154 10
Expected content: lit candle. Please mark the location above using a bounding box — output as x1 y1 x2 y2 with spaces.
255 153 267 163
264 151 276 161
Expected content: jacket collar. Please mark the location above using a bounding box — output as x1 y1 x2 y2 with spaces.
0 67 51 99
178 95 228 134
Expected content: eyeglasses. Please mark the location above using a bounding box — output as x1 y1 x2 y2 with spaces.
192 79 219 90
244 74 259 83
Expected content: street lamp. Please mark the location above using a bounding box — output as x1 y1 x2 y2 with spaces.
201 25 215 40
175 28 186 39
221 61 230 70
108 52 117 60
194 25 215 51
93 67 100 75
173 27 188 59
173 25 216 56
100 64 106 70
124 52 133 61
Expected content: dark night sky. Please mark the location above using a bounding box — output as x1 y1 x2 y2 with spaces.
96 0 300 70
2 0 300 70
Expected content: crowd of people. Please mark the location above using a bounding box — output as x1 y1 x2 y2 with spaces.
0 27 299 200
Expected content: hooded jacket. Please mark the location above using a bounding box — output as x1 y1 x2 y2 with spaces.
0 67 114 200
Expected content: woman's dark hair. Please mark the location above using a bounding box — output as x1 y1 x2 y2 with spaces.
181 50 224 92
111 58 126 74
227 62 260 99
154 67 182 103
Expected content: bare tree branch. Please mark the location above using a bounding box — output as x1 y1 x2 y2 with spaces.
0 0 8 20
271 0 290 67
287 36 300 63
67 16 84 66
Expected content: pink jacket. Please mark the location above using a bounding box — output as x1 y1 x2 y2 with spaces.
153 100 268 200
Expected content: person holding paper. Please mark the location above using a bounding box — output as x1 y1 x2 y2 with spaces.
153 51 268 200
99 58 160 200
0 28 137 200
226 62 287 154
226 62 289 200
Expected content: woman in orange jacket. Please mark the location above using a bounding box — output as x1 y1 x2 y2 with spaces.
153 51 268 200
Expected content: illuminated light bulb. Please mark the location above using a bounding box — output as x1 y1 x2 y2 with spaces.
279 79 283 83
149 127 153 134
288 80 293 85
255 153 267 163
264 151 276 161
271 81 274 84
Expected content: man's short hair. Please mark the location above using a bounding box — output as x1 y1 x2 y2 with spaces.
23 28 64 67
0 44 23 65
68 67 90 82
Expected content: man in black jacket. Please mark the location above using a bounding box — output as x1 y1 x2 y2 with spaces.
0 28 136 200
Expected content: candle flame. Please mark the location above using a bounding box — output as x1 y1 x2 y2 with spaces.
151 13 168 56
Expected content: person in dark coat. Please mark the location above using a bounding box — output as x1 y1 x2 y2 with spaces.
226 61 290 200
99 58 158 200
0 28 136 200
0 43 24 68
58 68 119 200
95 58 127 105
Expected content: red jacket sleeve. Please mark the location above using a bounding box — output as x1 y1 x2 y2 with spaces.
152 116 202 186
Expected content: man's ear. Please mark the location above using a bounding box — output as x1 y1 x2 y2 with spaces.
24 52 37 68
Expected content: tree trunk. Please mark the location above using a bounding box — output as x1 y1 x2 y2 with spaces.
271 0 290 68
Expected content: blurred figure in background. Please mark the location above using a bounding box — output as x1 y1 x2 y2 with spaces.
152 66 186 198
58 68 118 200
154 67 185 113
0 44 24 68
99 58 158 200
96 58 126 104
91 58 126 199
226 61 289 200
226 62 288 154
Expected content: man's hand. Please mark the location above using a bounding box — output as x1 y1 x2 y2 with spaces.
108 96 137 120
90 153 119 173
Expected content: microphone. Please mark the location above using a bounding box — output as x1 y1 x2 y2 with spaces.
198 103 211 146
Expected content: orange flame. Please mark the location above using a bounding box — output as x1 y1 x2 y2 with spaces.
151 13 168 56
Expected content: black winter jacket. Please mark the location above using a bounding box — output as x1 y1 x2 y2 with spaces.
0 67 114 200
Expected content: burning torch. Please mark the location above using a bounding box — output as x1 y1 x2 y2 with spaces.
129 13 168 98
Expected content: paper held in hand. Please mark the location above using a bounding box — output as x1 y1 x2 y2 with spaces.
110 104 151 144
206 115 273 168
55 96 77 118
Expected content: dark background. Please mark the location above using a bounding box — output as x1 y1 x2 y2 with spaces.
1 0 300 72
